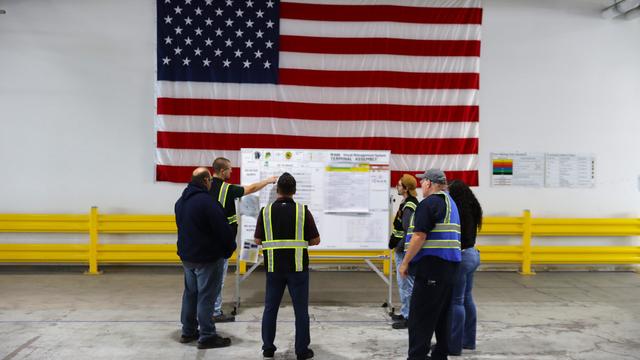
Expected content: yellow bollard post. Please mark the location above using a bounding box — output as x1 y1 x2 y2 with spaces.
85 206 102 275
239 259 247 274
519 209 535 275
383 250 391 276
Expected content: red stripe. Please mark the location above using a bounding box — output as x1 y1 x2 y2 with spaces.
157 132 478 155
391 170 479 187
157 165 478 187
157 98 479 123
280 3 483 25
279 69 479 89
280 36 480 57
157 165 240 184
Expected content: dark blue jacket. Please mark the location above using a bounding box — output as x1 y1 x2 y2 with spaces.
175 182 237 263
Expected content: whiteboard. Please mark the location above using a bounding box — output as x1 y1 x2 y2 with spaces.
239 149 390 250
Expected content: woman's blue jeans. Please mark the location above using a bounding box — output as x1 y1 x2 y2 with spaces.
448 247 480 354
395 251 415 319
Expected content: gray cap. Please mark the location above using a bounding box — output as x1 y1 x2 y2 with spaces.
416 169 447 184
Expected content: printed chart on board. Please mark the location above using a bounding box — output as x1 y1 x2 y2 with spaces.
238 149 390 260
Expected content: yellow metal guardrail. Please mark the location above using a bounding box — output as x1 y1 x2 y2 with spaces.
0 208 638 275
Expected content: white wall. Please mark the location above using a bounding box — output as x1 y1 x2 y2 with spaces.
1 0 639 218
478 0 640 217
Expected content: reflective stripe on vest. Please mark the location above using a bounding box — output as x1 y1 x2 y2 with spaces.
404 191 461 262
391 229 404 238
217 182 237 225
262 202 308 272
404 213 416 249
218 182 230 208
403 201 417 212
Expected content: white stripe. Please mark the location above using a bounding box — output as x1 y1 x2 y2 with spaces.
156 81 478 106
391 154 477 171
281 19 480 41
156 116 479 139
155 149 477 171
281 53 479 73
282 0 482 8
155 149 240 167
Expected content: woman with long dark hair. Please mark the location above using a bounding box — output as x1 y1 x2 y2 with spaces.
447 180 482 355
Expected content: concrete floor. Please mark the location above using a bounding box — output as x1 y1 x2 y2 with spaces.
0 267 639 360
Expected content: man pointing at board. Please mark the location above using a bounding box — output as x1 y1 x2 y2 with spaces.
210 157 277 322
254 172 321 360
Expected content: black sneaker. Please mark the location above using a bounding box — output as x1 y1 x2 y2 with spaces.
262 349 275 359
179 332 199 343
296 349 314 360
390 313 404 321
392 319 408 329
196 335 232 349
212 311 236 323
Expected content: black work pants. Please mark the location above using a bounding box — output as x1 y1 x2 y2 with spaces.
262 271 310 356
407 256 459 360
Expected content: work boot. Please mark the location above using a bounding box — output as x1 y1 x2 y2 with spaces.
196 335 231 349
392 318 408 329
179 331 199 343
296 348 314 360
212 311 236 323
262 348 275 359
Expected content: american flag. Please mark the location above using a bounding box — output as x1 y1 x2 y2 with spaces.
155 0 481 185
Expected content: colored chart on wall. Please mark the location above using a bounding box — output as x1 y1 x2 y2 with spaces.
491 153 545 187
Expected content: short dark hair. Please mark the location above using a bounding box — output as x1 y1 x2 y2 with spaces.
212 157 231 174
191 168 211 187
277 172 296 195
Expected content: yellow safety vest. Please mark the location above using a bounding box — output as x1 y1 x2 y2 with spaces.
261 202 308 272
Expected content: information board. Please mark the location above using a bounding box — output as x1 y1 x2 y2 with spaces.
491 152 545 187
545 153 595 188
239 149 390 252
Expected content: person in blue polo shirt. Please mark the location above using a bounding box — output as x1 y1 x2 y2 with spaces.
399 169 462 360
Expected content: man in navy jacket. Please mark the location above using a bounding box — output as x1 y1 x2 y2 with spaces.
175 167 237 349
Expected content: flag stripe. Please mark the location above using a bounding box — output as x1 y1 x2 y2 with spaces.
280 35 481 56
281 19 481 41
279 69 479 89
155 165 479 186
157 131 478 155
157 98 479 123
156 116 479 139
286 0 482 8
280 53 479 73
156 82 478 106
155 149 478 170
390 170 478 187
280 2 482 25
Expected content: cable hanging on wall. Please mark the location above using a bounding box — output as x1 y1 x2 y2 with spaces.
601 0 640 19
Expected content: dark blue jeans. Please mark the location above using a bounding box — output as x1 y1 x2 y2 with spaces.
180 258 225 342
448 247 480 354
262 271 310 356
